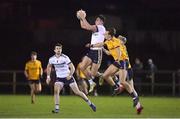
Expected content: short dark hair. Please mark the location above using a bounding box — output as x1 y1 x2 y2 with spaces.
98 14 105 23
108 27 116 36
31 51 37 56
55 43 62 48
118 35 127 44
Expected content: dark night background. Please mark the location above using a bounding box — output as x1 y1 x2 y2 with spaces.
0 0 180 70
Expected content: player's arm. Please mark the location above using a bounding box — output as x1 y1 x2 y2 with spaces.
77 10 97 32
80 19 97 32
39 62 43 77
75 65 80 79
24 64 29 79
46 63 52 85
24 69 29 79
67 62 75 80
102 47 111 55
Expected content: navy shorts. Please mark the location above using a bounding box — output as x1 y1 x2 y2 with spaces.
127 68 133 80
86 49 102 64
113 60 126 69
29 79 41 84
55 77 75 85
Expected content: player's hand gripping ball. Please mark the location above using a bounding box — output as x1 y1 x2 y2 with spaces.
76 10 86 20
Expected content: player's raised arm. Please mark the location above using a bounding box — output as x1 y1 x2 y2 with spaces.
77 10 97 32
80 19 97 32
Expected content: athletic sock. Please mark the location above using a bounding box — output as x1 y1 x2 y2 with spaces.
86 99 92 106
55 104 59 110
130 91 138 99
88 79 95 85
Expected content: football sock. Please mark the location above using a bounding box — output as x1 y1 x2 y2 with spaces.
86 99 92 106
55 94 59 105
130 92 137 99
88 79 95 85
55 104 59 110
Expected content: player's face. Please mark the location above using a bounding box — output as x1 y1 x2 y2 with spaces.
31 54 37 61
95 17 102 25
54 46 62 55
104 31 111 40
120 40 125 45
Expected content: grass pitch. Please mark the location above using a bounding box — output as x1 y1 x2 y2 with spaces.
0 95 180 118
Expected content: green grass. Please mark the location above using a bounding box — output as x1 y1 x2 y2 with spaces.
0 95 180 118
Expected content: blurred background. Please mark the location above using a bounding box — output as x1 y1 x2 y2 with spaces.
0 0 180 96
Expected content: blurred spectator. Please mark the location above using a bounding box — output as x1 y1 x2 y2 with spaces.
146 58 157 81
133 58 143 94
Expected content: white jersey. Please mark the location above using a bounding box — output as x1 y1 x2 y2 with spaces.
91 25 106 50
48 54 71 78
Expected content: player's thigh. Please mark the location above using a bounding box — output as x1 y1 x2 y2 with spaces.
103 64 118 78
90 63 100 76
82 80 88 89
80 56 92 70
29 83 35 90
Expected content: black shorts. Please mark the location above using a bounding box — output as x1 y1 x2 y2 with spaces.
86 49 102 64
127 68 133 80
55 77 75 85
113 60 126 69
29 79 41 84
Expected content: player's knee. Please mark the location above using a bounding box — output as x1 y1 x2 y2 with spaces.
31 86 35 91
39 87 42 92
54 86 60 94
73 91 79 95
74 90 82 96
36 88 42 93
84 90 88 95
31 89 35 93
35 86 42 93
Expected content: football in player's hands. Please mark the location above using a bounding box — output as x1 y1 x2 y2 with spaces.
76 10 86 20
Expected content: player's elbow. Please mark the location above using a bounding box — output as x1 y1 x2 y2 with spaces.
80 24 86 29
81 25 93 31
